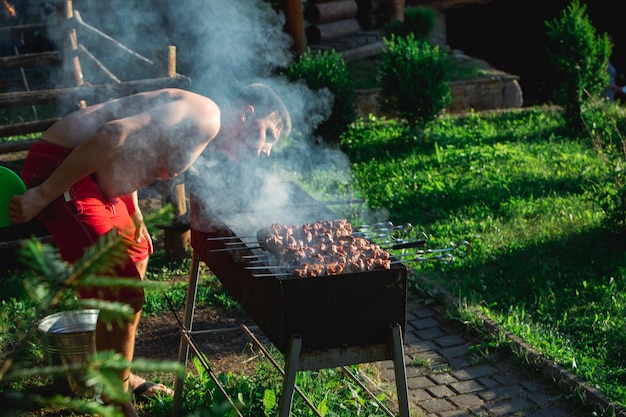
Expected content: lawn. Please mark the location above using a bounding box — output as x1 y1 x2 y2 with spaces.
333 107 626 408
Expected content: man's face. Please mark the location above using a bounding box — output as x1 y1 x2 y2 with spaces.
239 111 282 159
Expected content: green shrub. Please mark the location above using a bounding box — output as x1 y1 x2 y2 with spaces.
384 6 436 40
583 103 626 234
284 49 356 144
545 0 611 130
377 34 451 127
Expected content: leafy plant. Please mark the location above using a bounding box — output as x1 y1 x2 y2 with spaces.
377 34 451 127
545 0 611 130
582 99 626 234
284 48 357 144
144 349 391 417
0 234 182 417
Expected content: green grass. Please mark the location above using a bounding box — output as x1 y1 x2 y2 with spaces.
336 108 626 407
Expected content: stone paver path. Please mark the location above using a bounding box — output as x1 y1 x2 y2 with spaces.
374 300 600 417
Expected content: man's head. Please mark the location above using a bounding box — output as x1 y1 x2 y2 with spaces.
233 83 292 159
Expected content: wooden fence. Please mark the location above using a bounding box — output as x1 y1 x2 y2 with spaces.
0 0 191 153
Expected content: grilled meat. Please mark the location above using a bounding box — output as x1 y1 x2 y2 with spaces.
257 219 391 277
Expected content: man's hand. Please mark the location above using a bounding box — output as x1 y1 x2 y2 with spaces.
7 186 50 224
130 211 153 255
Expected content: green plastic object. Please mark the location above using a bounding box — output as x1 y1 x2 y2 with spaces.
0 165 26 228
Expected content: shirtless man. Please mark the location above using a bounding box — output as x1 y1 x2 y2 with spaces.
7 84 291 416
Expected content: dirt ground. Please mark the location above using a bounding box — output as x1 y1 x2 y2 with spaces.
134 302 265 378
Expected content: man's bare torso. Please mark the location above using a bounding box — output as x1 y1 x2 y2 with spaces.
42 89 221 198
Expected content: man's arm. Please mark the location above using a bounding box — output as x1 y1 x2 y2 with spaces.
8 122 130 224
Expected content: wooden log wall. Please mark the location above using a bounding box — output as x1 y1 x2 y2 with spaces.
304 0 390 46
304 1 361 44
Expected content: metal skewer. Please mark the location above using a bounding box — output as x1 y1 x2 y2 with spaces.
251 272 295 278
209 245 262 253
244 265 294 270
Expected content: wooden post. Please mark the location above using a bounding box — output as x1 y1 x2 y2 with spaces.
175 183 187 217
59 0 86 108
168 45 176 78
282 0 307 56
162 183 190 261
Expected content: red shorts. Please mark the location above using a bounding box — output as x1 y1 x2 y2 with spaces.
20 140 150 301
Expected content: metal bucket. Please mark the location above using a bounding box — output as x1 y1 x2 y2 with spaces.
37 309 99 396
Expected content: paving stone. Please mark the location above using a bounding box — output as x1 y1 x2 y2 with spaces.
483 397 536 416
426 384 456 398
405 364 427 378
413 306 436 319
451 364 498 380
408 388 433 402
492 372 522 386
429 373 458 385
478 385 521 402
407 375 435 389
403 332 422 345
413 350 447 367
416 326 446 340
379 367 397 381
448 357 470 369
406 339 438 352
439 343 472 359
449 393 485 408
434 334 467 348
420 398 456 414
468 405 488 416
439 410 476 417
477 376 499 388
449 379 485 394
409 317 440 330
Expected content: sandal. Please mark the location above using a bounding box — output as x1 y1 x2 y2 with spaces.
132 380 174 403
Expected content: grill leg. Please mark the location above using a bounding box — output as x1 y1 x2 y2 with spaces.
390 324 410 417
279 336 302 417
171 251 202 417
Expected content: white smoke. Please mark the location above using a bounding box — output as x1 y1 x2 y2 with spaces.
72 0 368 231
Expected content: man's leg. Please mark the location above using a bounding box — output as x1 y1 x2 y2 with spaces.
96 295 143 417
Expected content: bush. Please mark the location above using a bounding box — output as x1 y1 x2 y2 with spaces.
284 49 356 144
377 34 451 127
583 103 626 234
545 0 611 130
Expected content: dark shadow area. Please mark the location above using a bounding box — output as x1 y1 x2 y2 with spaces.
445 0 623 106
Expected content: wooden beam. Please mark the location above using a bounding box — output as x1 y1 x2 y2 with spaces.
74 10 153 66
0 76 192 108
0 138 41 153
0 23 48 34
0 51 60 70
78 44 121 83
